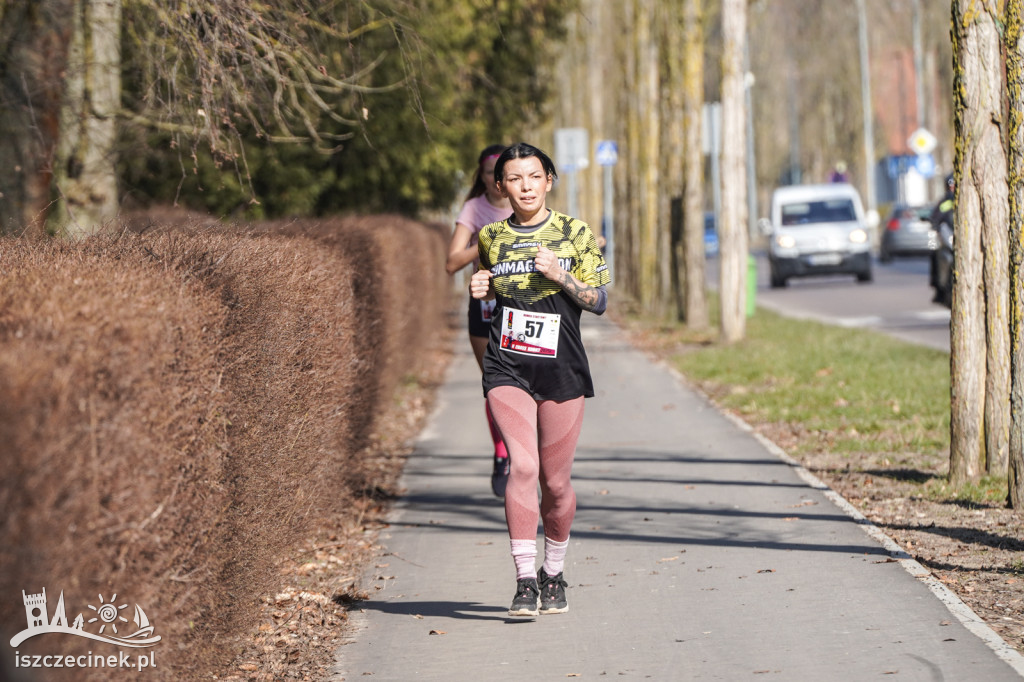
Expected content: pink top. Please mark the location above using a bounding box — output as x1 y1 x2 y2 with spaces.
456 194 512 246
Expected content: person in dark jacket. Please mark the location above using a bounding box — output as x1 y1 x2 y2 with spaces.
929 173 955 303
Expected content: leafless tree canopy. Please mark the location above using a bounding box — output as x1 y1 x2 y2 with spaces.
122 1 405 156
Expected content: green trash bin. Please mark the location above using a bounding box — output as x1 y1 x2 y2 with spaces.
746 254 756 317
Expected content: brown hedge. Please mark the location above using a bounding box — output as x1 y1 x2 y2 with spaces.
0 214 448 680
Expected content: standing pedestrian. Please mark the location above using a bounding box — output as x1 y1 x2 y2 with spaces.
829 161 850 183
470 142 611 617
446 144 513 497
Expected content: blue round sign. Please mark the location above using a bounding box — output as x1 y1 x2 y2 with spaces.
914 153 936 178
596 140 618 166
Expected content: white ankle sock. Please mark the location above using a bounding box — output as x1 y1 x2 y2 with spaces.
542 536 569 576
510 539 537 580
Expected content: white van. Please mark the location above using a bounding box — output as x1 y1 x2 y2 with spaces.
760 184 872 288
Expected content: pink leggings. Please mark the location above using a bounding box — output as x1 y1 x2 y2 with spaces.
486 386 585 542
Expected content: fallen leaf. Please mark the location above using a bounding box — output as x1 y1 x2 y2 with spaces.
757 569 775 574
597 489 610 495
658 556 679 563
412 614 424 619
783 516 800 522
429 629 446 635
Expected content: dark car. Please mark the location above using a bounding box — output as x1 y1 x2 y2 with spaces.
879 204 937 262
929 219 953 307
704 212 719 257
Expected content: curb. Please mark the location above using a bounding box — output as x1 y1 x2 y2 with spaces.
662 360 1024 677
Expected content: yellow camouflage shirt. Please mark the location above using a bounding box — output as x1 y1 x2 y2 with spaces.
478 210 610 304
477 209 610 400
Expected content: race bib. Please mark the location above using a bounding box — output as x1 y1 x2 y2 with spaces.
499 307 561 357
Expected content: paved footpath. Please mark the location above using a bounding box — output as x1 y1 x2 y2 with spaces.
331 313 1024 681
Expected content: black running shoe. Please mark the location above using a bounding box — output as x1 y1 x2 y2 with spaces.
508 577 539 617
491 454 510 498
538 567 568 614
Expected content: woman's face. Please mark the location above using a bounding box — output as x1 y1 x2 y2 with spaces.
498 156 552 221
481 156 504 203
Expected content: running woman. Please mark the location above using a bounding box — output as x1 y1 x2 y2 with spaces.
446 145 513 497
470 142 610 617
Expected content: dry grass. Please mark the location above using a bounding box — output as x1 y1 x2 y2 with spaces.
0 211 448 680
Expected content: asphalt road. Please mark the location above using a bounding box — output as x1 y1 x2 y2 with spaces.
709 252 951 352
330 312 1021 681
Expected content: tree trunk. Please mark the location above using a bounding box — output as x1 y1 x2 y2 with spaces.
637 0 661 314
719 0 748 343
950 0 1000 484
681 0 709 331
1007 0 1024 509
978 2 1012 479
622 0 640 300
661 2 684 317
51 0 121 237
983 147 1011 478
663 2 685 321
0 0 74 235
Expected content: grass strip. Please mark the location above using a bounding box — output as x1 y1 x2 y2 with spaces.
674 307 950 458
617 300 1006 504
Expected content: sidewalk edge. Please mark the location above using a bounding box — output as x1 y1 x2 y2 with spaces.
663 363 1024 678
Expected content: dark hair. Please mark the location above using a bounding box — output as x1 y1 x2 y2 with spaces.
465 144 507 200
494 142 558 184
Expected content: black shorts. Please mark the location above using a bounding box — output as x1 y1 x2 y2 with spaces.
468 297 496 338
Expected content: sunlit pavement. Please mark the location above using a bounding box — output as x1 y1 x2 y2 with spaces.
331 312 1021 681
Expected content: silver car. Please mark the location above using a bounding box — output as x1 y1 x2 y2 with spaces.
879 204 937 262
760 184 873 288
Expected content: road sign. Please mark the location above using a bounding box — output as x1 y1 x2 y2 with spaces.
907 127 937 156
914 153 936 178
595 140 618 166
555 128 590 172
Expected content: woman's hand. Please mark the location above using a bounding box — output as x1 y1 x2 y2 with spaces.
534 245 564 281
470 269 495 300
536 245 601 311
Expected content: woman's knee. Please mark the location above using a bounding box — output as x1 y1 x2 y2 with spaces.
512 454 540 480
540 476 573 500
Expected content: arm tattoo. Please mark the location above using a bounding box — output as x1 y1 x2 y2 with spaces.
556 270 599 311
